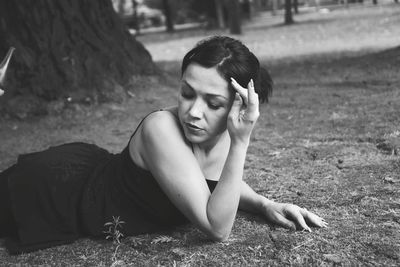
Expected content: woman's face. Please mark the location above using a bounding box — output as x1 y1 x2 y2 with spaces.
178 63 234 146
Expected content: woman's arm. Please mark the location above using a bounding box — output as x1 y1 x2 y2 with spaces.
239 181 328 231
239 181 264 214
139 111 247 241
137 79 259 241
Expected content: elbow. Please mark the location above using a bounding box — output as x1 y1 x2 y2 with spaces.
209 230 230 242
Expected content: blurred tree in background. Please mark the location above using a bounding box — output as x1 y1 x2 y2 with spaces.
227 0 242 34
293 0 299 14
187 0 242 33
144 0 243 33
0 0 157 115
162 0 174 32
285 0 294 24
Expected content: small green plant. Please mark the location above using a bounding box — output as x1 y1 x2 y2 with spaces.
104 216 126 263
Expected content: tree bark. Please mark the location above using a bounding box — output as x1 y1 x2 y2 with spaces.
0 0 157 103
285 0 294 25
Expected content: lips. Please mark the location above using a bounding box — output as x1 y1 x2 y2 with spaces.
185 122 203 131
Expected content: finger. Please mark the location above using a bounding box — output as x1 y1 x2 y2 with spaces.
228 92 242 121
300 209 328 228
247 79 258 105
287 208 311 232
246 79 259 115
268 212 296 231
230 78 248 105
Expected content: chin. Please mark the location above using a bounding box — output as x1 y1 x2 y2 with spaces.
184 132 208 144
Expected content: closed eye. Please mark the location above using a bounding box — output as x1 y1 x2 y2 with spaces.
180 80 228 110
181 91 195 99
207 101 223 110
180 84 195 99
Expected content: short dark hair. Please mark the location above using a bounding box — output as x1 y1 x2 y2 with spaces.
181 36 273 103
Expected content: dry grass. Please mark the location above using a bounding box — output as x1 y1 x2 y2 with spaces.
1 2 400 266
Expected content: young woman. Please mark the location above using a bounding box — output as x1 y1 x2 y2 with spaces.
0 36 327 255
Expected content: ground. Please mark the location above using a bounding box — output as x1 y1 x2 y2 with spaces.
1 2 400 266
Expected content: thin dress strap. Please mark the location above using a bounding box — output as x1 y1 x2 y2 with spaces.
128 109 163 143
127 108 194 152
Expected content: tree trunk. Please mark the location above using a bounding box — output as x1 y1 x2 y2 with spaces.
227 0 242 34
293 0 299 14
215 0 226 29
285 0 294 24
162 0 174 32
242 0 251 20
117 0 125 14
272 0 278 16
315 0 320 11
132 0 140 34
0 0 157 103
252 0 262 14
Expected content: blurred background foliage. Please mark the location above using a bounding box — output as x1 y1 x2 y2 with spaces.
0 0 398 119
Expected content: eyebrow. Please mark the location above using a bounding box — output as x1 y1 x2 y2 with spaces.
182 80 229 101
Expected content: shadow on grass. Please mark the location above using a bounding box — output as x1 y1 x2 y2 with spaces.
155 45 400 81
244 16 337 33
138 3 400 46
246 5 400 34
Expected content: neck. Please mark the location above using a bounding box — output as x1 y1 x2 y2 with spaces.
195 130 230 155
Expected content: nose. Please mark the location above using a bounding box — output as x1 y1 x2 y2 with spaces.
188 99 204 119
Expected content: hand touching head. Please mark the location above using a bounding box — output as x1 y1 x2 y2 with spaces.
181 36 273 103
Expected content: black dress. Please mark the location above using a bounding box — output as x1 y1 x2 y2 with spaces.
0 113 218 255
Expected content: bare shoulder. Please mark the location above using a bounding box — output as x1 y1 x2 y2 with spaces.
141 110 183 139
136 110 202 184
129 109 188 170
136 110 191 159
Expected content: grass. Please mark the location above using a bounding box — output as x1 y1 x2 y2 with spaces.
1 2 400 266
